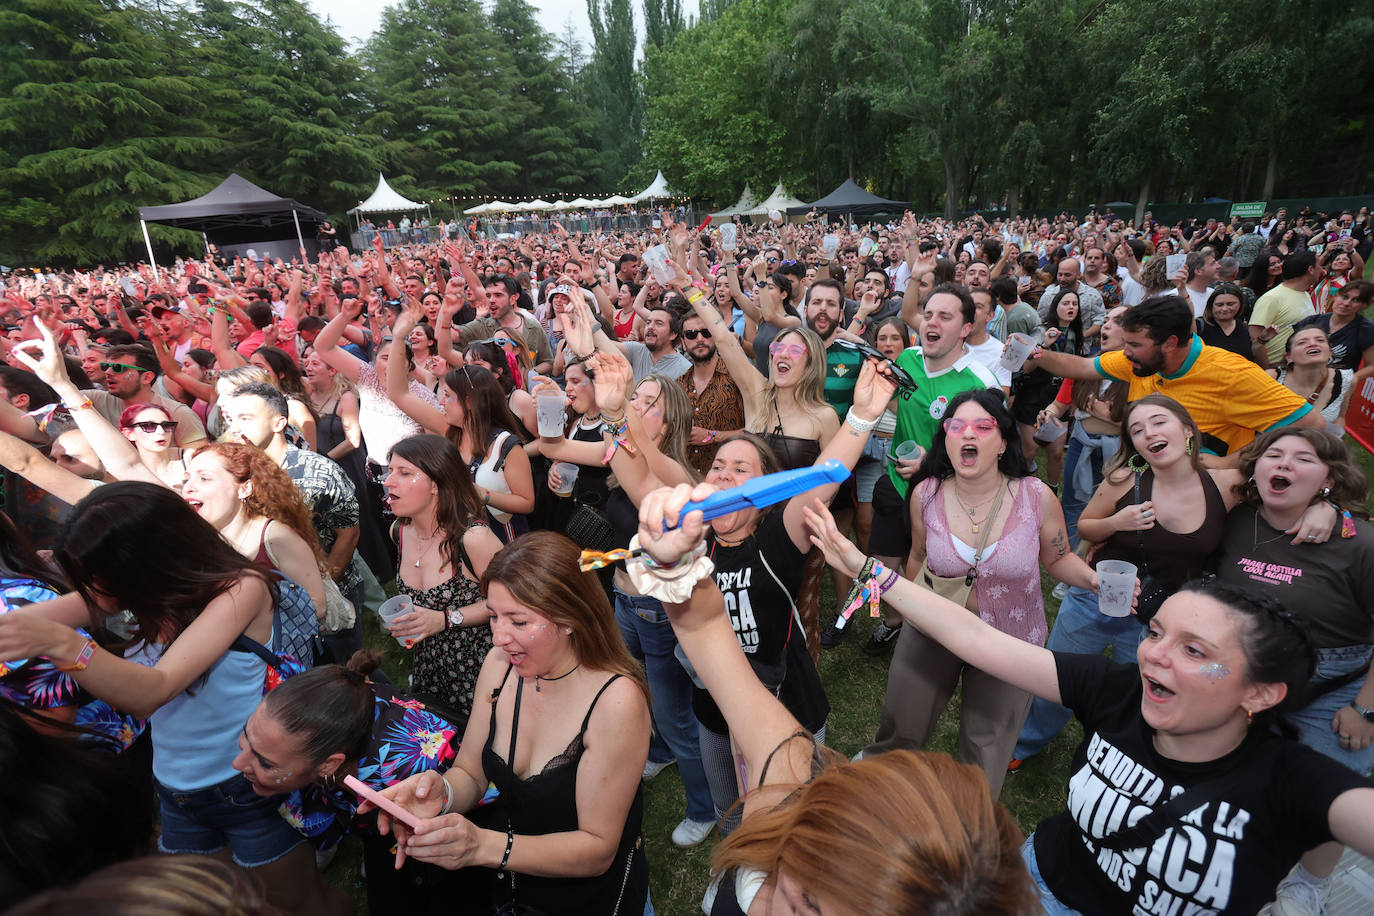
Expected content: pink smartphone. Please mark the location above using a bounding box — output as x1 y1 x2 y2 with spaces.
343 774 423 831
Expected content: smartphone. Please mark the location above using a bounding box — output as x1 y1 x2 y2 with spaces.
343 775 424 830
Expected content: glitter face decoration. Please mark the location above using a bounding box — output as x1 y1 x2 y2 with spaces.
1200 662 1230 680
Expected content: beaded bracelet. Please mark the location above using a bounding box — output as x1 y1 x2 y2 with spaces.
497 825 514 876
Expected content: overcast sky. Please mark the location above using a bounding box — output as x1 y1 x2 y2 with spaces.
306 0 671 50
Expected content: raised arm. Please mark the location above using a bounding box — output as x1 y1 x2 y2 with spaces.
667 262 767 417
313 298 367 382
386 304 449 435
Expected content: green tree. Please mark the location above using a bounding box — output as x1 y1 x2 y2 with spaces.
0 0 224 263
585 0 641 185
362 0 527 197
643 0 684 50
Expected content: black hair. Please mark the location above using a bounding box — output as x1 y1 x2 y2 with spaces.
1118 295 1195 347
988 275 1018 306
1281 250 1317 280
647 303 682 345
388 434 485 575
927 282 976 325
0 510 67 591
0 705 155 902
54 482 275 648
250 346 310 401
1174 579 1314 740
244 302 273 330
229 381 289 421
0 366 59 409
185 348 216 372
1044 286 1086 352
262 654 384 767
911 388 1026 488
483 275 521 298
103 343 158 378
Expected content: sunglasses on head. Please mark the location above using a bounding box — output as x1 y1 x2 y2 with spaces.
126 420 178 434
100 361 143 374
942 417 999 436
683 328 712 340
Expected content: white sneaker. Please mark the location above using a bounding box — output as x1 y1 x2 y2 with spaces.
1052 582 1069 600
643 758 675 780
671 818 714 848
1271 872 1328 916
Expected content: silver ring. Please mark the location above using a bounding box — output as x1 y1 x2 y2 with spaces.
1307 535 1317 541
1341 734 1352 741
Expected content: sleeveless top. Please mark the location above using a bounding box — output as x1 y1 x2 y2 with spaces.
474 665 648 914
613 308 637 340
569 418 612 508
1276 366 1351 426
1094 468 1227 588
918 476 1048 646
470 429 519 523
397 526 489 722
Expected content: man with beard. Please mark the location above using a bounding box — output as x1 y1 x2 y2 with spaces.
677 312 744 478
805 280 864 417
454 275 554 374
1026 295 1320 465
620 305 689 381
863 284 1001 655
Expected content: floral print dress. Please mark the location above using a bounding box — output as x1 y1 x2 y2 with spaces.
400 567 489 723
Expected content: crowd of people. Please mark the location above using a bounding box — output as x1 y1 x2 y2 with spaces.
0 202 1373 915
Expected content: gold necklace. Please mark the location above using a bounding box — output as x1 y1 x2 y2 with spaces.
953 481 1000 534
409 525 445 568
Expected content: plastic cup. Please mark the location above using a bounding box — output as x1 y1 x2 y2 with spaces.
894 440 923 465
1033 415 1068 445
821 235 840 259
768 209 783 224
551 461 579 497
718 222 738 252
377 594 414 644
999 332 1037 372
1095 560 1138 617
643 245 674 285
858 237 875 257
536 392 566 438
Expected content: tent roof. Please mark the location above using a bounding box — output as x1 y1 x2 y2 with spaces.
788 178 907 215
633 170 677 201
602 195 635 206
743 182 806 215
710 184 758 219
569 197 597 208
350 174 426 213
138 173 326 232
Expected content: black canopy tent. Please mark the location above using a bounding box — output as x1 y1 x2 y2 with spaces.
788 178 909 220
138 173 328 268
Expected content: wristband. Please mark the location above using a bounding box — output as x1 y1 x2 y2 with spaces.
56 638 96 672
685 290 705 304
63 396 94 413
845 409 878 434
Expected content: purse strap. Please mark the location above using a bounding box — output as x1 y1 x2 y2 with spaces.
963 478 1009 587
1093 773 1233 851
1132 472 1151 576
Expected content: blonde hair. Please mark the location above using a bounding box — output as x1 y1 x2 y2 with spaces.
714 750 1032 915
753 325 830 431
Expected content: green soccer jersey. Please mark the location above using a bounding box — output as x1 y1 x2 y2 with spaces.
886 346 1003 499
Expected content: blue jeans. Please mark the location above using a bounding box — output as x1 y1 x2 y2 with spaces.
1294 645 1374 776
1014 586 1144 760
614 589 714 823
1021 836 1086 915
155 772 304 868
1061 426 1118 551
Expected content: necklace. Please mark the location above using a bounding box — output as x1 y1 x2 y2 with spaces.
535 662 579 693
409 526 444 568
1252 509 1295 548
952 481 1000 534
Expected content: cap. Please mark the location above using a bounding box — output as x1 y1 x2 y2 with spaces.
150 304 183 317
550 284 574 300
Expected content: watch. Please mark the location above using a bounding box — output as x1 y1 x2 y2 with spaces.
446 609 465 629
1350 701 1374 723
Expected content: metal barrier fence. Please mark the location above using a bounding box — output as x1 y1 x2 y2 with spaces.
350 227 448 249
479 211 697 238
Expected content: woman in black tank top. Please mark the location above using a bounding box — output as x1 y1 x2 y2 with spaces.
360 533 651 916
1014 395 1337 765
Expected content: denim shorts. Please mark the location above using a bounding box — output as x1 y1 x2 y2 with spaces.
156 772 305 868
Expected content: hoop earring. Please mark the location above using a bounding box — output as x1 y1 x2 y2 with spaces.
1185 435 1194 456
1127 453 1149 474
321 771 337 789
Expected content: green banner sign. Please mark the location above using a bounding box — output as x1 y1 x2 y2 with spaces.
1229 201 1266 219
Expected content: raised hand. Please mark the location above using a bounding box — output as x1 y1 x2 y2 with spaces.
801 498 867 579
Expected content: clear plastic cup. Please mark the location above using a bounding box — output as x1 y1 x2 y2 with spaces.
768 209 783 224
1033 416 1068 445
551 461 579 497
536 392 566 438
999 332 1037 372
718 222 738 252
377 594 414 644
858 237 875 257
821 235 840 259
1095 560 1137 617
642 245 674 285
894 440 923 464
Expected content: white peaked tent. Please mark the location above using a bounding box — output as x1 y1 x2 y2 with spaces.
710 183 758 221
464 200 517 215
569 197 597 208
744 181 807 217
632 170 677 202
602 195 636 206
350 174 430 227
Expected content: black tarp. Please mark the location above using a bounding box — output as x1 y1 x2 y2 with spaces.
139 173 326 235
788 179 908 216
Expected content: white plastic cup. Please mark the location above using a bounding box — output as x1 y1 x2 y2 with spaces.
858 237 875 257
718 222 738 252
1166 253 1186 277
821 235 840 259
551 461 579 497
894 440 923 464
768 209 783 224
999 332 1037 372
1033 415 1068 445
536 393 566 438
643 245 674 285
377 594 415 644
1095 560 1138 618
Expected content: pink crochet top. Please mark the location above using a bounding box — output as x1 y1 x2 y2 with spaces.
916 475 1048 646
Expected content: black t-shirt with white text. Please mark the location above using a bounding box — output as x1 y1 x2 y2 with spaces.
1034 653 1368 915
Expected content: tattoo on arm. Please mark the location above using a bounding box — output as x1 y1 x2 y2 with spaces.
1050 529 1068 560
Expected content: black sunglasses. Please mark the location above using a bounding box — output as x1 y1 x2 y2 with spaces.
683 328 713 340
126 420 178 434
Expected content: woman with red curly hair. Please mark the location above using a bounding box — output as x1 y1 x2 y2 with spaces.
182 442 326 620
